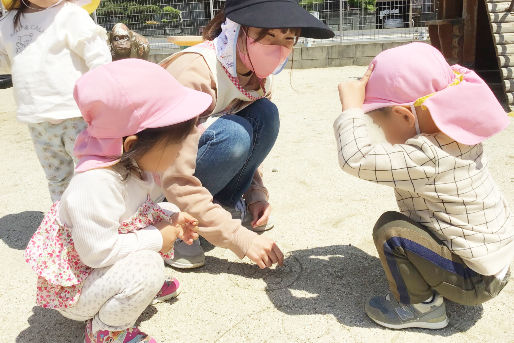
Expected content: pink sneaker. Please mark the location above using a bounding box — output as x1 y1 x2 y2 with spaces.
152 278 181 304
84 319 157 343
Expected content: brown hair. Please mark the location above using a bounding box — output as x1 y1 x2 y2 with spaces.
202 10 300 42
114 118 197 179
9 0 70 28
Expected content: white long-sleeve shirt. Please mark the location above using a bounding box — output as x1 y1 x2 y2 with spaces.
59 168 169 269
0 2 111 123
334 108 514 276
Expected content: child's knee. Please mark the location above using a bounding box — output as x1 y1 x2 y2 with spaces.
372 211 405 239
125 250 165 292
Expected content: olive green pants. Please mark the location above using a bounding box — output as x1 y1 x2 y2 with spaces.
373 211 510 305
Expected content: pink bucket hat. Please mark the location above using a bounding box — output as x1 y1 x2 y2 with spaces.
73 59 212 173
362 42 510 145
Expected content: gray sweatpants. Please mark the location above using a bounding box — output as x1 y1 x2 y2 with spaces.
27 118 86 202
58 250 165 333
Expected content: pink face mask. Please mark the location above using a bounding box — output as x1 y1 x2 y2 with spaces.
237 32 292 79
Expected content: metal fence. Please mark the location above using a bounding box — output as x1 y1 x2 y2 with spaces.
95 0 435 39
93 0 436 53
0 1 437 52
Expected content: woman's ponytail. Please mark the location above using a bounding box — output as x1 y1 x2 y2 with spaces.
202 10 225 41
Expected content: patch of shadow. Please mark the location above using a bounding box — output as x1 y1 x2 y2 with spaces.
17 304 160 343
16 307 83 343
0 211 44 250
135 305 158 327
195 245 483 336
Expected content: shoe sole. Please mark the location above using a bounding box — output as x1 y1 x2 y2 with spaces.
166 260 206 269
152 284 182 304
368 315 449 330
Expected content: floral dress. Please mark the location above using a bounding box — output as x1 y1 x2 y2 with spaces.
24 198 174 309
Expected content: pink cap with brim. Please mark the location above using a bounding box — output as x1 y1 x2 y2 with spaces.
73 59 212 173
362 42 510 145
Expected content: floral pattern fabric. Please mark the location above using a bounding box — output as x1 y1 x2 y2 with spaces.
24 198 174 309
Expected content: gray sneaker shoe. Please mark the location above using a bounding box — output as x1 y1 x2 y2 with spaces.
365 293 449 330
222 199 274 232
164 239 205 269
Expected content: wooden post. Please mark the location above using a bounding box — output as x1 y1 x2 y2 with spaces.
409 0 413 28
462 0 478 66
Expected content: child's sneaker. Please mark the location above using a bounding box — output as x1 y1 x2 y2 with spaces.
365 293 449 330
152 278 181 304
84 319 158 343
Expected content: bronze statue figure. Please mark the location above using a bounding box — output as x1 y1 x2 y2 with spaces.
108 23 150 61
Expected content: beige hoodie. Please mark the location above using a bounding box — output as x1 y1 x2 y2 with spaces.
160 49 270 258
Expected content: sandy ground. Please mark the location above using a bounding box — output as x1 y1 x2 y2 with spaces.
0 66 513 343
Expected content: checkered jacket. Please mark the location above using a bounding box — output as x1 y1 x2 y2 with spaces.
334 109 514 275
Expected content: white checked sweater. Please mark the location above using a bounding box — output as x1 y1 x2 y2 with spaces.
334 109 514 276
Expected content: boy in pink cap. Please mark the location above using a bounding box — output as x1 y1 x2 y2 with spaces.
24 59 212 343
334 42 513 330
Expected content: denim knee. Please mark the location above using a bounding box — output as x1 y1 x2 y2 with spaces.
244 98 280 140
220 116 253 164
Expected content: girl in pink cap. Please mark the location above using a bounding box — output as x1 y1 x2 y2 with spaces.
335 42 512 330
23 59 212 343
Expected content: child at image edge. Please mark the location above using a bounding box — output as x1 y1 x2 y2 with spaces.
334 42 513 330
24 59 212 343
0 0 111 201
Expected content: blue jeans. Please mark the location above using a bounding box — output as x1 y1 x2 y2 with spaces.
195 98 280 207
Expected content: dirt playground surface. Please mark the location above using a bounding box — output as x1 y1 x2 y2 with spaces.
0 66 513 342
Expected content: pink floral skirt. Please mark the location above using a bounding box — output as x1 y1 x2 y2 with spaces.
24 199 174 309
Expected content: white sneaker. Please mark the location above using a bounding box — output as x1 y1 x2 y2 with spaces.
164 239 205 269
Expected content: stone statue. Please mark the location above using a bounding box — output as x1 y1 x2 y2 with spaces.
108 23 150 61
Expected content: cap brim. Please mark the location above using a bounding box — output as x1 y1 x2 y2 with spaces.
226 2 334 39
362 101 412 113
144 88 213 129
73 0 101 14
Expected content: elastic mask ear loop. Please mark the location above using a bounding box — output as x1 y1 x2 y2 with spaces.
410 104 421 135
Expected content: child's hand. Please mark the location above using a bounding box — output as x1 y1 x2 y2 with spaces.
155 221 180 254
155 212 199 253
246 235 284 269
338 64 373 112
171 212 199 245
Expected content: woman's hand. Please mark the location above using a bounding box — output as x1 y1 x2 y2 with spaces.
248 201 272 228
338 64 373 112
246 235 284 269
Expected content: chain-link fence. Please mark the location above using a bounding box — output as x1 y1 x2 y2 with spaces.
0 1 437 53
95 0 435 39
93 0 436 53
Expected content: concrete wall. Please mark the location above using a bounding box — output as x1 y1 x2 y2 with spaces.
285 40 426 69
148 40 426 68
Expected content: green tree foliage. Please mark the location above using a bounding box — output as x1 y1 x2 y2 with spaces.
96 1 181 26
